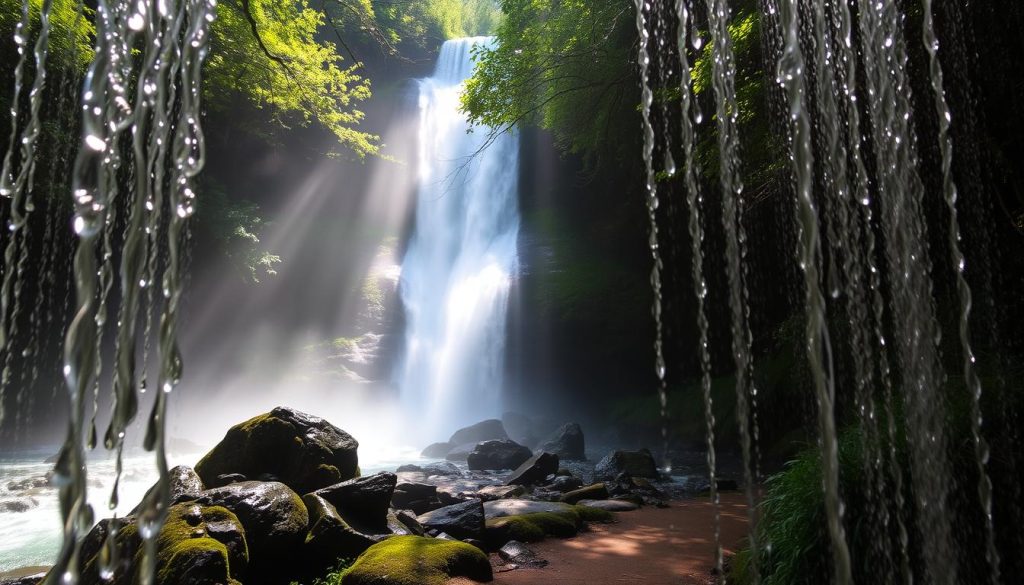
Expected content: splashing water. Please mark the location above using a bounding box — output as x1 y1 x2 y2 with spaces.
397 38 520 442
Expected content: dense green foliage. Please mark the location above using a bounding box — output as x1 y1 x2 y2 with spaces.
0 0 92 71
371 0 501 59
462 0 637 163
209 0 377 157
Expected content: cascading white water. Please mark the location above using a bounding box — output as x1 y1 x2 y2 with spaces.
397 37 519 442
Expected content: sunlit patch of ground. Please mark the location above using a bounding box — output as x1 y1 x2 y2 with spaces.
451 492 749 585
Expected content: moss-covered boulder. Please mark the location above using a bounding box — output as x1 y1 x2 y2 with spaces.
154 505 248 585
77 504 247 585
560 482 609 504
483 511 579 548
340 535 492 585
195 407 359 494
193 480 308 574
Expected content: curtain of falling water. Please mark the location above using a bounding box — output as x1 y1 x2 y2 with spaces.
857 2 957 583
0 0 55 423
632 0 670 469
674 0 723 579
921 1 1000 581
776 1 852 584
702 0 761 579
824 0 905 578
0 0 224 582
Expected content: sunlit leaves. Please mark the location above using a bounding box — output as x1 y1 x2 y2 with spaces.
461 0 637 163
206 0 379 158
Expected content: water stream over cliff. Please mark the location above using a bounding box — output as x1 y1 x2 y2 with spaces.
396 37 520 443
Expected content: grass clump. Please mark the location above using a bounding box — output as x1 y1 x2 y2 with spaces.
338 535 492 585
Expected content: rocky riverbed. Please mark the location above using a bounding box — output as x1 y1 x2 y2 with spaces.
1 407 741 585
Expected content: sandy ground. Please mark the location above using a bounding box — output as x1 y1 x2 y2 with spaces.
451 492 749 585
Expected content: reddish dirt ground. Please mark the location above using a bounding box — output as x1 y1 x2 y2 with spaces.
451 492 749 585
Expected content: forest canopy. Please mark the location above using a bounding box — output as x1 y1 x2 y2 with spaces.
461 0 638 164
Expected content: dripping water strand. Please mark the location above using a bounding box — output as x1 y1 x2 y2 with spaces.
702 1 760 580
674 0 722 578
1 0 56 378
137 4 216 583
921 1 1000 581
632 0 670 473
776 1 852 584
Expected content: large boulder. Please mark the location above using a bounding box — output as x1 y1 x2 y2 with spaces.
392 482 439 514
466 439 533 471
506 452 559 486
448 419 508 445
132 465 206 514
443 443 477 462
416 499 485 541
76 504 247 585
536 423 585 461
193 481 308 572
153 504 249 585
341 535 492 585
594 449 660 480
311 472 396 532
195 407 358 495
302 493 376 567
420 442 453 458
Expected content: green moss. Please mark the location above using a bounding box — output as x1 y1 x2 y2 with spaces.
573 505 615 523
338 535 492 585
145 505 247 585
484 511 580 548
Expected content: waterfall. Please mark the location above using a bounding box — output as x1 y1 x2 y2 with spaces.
397 37 520 442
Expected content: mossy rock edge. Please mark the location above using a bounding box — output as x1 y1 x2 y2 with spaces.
340 535 493 585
